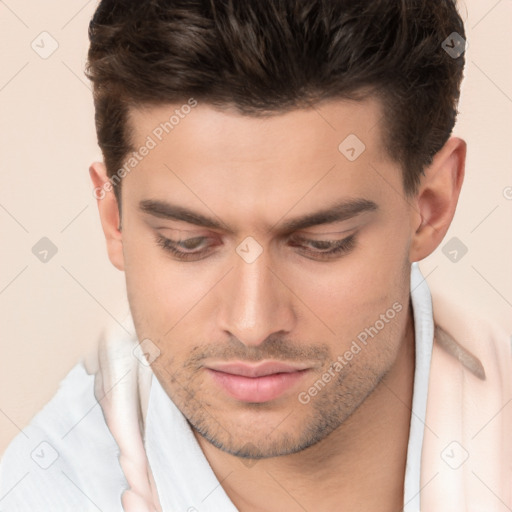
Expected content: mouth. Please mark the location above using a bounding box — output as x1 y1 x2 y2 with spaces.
204 360 312 403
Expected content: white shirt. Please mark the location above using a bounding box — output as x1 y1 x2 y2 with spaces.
0 262 433 511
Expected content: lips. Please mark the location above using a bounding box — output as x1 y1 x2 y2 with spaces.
206 361 311 377
205 360 311 403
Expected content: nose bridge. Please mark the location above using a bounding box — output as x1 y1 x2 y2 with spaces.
218 242 294 346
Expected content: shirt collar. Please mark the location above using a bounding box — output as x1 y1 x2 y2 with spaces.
403 262 435 511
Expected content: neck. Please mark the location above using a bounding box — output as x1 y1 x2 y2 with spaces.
194 305 416 512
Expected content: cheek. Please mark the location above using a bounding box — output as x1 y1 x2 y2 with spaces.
284 224 410 334
123 227 224 338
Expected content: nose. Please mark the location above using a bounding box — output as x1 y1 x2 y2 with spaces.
217 244 296 347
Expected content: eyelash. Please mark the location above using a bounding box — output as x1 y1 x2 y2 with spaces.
155 233 357 262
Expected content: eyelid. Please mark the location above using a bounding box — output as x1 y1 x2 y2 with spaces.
292 227 356 238
157 227 218 243
295 213 374 237
158 226 205 235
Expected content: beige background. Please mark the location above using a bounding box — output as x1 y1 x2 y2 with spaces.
1 0 511 455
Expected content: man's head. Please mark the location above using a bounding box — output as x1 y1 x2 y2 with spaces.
86 1 466 459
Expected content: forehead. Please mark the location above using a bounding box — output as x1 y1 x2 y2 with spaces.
121 98 400 229
127 96 387 162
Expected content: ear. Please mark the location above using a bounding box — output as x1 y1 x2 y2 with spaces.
409 136 466 262
89 161 125 271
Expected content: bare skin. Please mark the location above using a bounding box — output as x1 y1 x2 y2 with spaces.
90 97 465 511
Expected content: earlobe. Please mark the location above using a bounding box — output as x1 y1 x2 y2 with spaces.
89 162 125 271
409 136 466 262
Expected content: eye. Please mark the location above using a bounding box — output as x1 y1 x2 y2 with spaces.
288 233 357 260
155 234 214 261
155 232 358 262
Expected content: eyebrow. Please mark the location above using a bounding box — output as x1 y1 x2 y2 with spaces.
139 198 378 234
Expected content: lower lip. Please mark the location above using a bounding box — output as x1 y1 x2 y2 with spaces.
206 368 309 403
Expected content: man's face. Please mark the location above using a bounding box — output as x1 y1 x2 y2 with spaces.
119 98 416 458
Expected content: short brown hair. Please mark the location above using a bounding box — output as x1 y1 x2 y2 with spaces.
85 0 465 204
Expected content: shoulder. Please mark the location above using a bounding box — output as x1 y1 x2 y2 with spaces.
0 362 126 511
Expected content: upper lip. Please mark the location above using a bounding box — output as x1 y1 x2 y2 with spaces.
205 360 311 378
